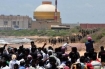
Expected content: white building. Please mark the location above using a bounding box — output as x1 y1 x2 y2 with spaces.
0 15 32 30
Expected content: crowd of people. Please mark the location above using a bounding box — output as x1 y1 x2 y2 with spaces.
48 28 99 46
0 36 105 69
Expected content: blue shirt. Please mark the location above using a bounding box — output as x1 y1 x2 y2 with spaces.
19 66 25 69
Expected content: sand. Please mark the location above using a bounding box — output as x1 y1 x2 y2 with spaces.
0 36 86 56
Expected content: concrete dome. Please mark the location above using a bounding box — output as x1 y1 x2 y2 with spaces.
35 4 59 12
33 1 60 20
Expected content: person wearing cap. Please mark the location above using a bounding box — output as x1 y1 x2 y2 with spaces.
85 37 94 52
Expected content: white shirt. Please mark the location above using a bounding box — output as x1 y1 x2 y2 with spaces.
91 61 101 66
62 43 69 48
2 66 10 69
91 61 101 69
9 60 20 69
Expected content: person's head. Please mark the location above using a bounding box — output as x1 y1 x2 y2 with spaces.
39 60 44 66
12 54 17 60
49 57 56 65
13 48 17 53
92 53 97 60
87 37 92 41
20 61 25 66
48 46 53 50
37 47 42 52
72 47 77 52
14 64 19 69
65 61 71 68
43 48 47 54
48 51 53 56
80 56 85 63
100 46 104 51
25 48 30 55
37 54 43 60
61 47 66 53
84 52 88 58
31 41 34 46
27 55 32 61
19 45 23 50
76 63 81 69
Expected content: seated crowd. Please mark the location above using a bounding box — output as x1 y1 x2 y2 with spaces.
0 41 105 69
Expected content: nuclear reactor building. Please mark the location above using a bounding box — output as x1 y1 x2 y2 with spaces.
31 1 62 29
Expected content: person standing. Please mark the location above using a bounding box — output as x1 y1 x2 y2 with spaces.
85 37 94 52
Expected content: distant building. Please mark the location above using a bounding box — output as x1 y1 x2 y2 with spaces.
80 23 105 29
0 15 32 30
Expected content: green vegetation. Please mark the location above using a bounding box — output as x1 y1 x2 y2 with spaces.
81 28 105 43
92 28 105 42
1 27 105 45
0 27 80 36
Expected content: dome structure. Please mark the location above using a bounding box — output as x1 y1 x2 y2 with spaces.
35 4 59 12
34 1 60 20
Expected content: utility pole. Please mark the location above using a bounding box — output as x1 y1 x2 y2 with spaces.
55 0 57 22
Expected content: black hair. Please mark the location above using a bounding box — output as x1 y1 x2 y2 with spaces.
31 41 34 44
49 57 56 64
13 48 17 52
48 51 52 56
48 46 53 50
20 61 25 66
101 46 104 50
72 47 77 52
2 60 7 67
80 56 85 63
39 60 44 66
76 63 81 69
14 64 19 69
84 52 88 57
92 53 97 60
66 61 71 67
43 48 47 54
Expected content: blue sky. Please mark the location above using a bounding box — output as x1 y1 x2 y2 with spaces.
0 0 105 23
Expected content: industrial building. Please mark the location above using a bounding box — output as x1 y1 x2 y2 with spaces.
0 0 63 30
80 23 105 29
31 1 62 30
